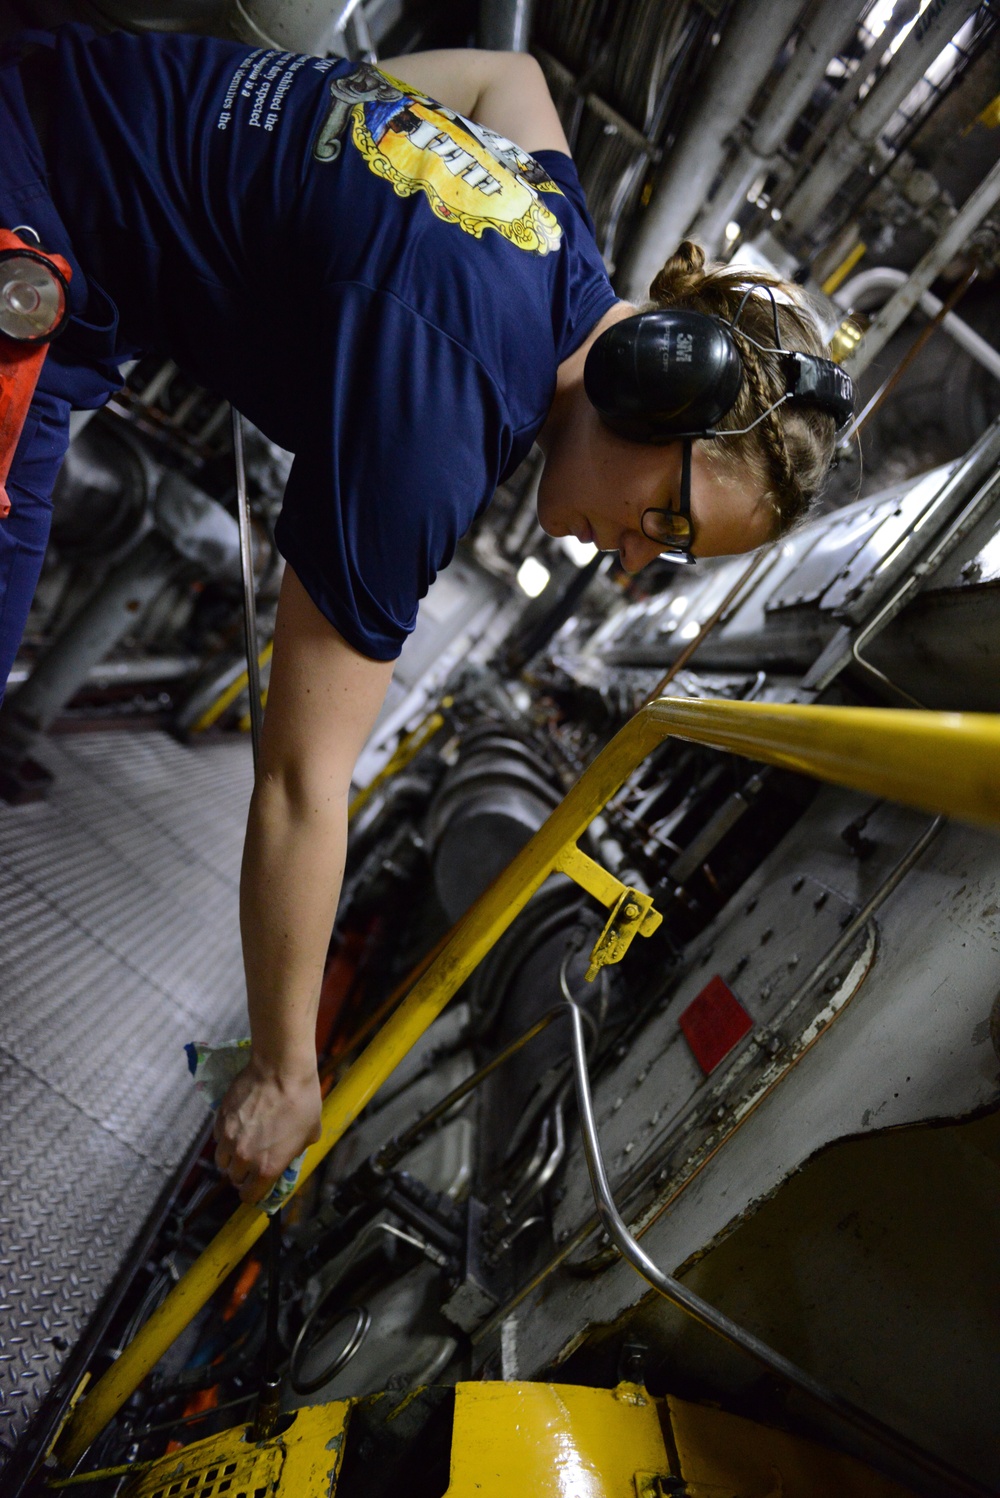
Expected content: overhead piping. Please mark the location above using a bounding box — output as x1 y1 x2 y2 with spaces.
620 0 808 302
692 0 869 254
478 0 534 52
835 266 1000 382
778 0 980 244
841 154 1000 379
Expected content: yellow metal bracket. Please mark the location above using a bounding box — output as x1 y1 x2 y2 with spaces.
554 843 661 981
52 698 1000 1470
348 698 453 823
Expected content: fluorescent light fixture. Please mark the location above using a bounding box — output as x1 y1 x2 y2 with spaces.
516 556 551 597
679 619 701 639
560 535 598 568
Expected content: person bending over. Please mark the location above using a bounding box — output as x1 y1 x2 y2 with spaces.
0 33 836 1200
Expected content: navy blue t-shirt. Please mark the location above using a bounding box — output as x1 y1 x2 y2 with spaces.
40 29 617 658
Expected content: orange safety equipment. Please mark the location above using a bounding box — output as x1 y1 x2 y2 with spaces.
0 226 72 519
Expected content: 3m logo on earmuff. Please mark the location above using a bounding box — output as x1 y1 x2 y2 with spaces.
585 302 854 445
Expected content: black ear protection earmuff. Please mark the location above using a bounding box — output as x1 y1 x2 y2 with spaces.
582 288 854 564
583 298 854 444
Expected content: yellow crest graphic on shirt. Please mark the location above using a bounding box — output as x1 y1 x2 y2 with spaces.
313 65 564 256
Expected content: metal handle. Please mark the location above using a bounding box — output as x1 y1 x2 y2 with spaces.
232 407 263 766
53 696 1000 1468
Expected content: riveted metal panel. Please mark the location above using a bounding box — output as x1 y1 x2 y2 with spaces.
763 501 889 612
552 871 861 1243
818 465 956 615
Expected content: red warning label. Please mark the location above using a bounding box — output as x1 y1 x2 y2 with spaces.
679 974 753 1075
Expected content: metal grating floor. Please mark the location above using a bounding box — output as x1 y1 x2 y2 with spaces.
0 729 254 1474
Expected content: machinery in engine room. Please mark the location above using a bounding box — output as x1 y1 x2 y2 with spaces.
2 0 1000 1495
28 429 1000 1498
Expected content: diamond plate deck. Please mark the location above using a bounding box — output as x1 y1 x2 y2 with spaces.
0 730 254 1476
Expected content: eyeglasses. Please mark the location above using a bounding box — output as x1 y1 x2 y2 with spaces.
639 436 697 564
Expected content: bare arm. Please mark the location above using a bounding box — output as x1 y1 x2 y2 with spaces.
380 47 570 155
214 564 395 1203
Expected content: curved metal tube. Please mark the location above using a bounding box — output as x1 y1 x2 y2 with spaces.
54 697 1000 1468
565 995 991 1497
836 266 1000 383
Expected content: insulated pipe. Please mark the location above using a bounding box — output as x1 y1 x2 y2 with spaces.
779 0 979 242
478 0 534 52
620 0 808 303
835 266 1000 382
788 1 919 186
5 532 178 735
693 0 868 253
841 155 1000 379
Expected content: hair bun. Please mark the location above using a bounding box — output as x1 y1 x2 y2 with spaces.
648 239 707 302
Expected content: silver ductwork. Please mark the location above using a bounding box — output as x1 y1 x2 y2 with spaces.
692 0 868 256
619 0 808 302
478 0 535 52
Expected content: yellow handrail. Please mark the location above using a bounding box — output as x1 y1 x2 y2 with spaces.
52 698 1000 1468
191 640 273 734
347 699 451 823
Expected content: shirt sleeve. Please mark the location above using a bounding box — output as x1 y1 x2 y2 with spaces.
274 284 512 661
532 149 601 239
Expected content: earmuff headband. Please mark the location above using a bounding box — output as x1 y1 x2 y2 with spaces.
584 301 854 444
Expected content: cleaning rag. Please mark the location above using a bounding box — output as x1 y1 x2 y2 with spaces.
186 1037 304 1215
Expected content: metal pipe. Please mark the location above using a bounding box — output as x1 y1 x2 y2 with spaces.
52 697 1000 1466
6 533 177 734
841 156 1000 378
621 0 808 302
478 0 534 52
533 47 662 161
232 408 263 765
377 1007 565 1170
779 0 979 241
563 905 989 1498
843 265 978 441
787 1 921 187
835 266 1000 382
232 403 279 1438
4 654 200 690
694 0 867 252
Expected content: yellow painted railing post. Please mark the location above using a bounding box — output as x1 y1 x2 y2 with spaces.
348 698 453 823
52 700 1000 1469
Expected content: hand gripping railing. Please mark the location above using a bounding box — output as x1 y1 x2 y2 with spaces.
52 698 1000 1470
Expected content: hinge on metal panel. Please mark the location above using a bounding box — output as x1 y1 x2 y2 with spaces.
554 843 662 981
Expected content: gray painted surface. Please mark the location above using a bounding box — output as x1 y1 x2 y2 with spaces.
0 731 253 1472
498 792 1000 1485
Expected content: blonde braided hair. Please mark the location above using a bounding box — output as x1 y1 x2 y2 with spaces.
646 241 836 534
